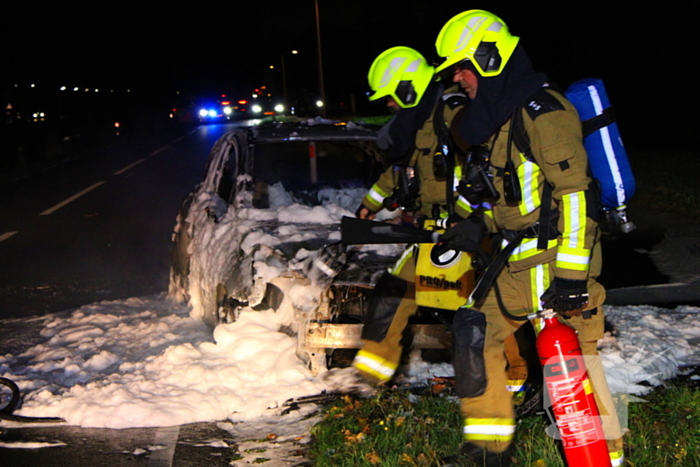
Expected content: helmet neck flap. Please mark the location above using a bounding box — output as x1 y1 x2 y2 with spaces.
456 44 547 146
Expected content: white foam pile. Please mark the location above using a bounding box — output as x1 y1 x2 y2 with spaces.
3 288 698 429
2 186 699 429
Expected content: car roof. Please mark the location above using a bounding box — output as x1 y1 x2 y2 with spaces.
249 119 379 143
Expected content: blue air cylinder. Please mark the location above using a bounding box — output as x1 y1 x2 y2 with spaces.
565 78 636 233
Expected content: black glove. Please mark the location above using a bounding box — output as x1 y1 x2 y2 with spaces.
355 204 376 220
440 216 485 253
541 278 589 316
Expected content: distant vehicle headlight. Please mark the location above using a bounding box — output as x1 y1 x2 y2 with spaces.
274 104 284 113
208 110 217 117
252 105 263 113
223 106 233 115
199 109 209 117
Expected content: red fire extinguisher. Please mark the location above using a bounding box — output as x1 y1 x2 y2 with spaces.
536 313 612 467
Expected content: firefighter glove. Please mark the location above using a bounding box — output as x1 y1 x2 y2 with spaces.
440 216 485 253
541 278 589 317
355 204 376 220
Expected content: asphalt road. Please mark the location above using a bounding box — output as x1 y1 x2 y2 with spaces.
0 422 236 467
0 120 241 319
0 118 311 467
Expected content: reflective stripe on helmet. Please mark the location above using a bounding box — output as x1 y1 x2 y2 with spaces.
368 46 435 108
435 10 519 78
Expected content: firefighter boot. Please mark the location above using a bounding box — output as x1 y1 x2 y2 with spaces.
442 442 512 467
320 367 376 397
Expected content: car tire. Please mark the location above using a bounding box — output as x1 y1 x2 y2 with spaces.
0 377 20 414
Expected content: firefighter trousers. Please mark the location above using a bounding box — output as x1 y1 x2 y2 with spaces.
352 245 529 394
454 260 624 463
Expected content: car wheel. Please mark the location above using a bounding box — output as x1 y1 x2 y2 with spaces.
0 377 20 414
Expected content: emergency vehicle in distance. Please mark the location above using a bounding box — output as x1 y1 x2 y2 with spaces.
195 88 286 124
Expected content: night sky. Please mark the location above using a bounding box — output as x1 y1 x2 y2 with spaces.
5 1 693 145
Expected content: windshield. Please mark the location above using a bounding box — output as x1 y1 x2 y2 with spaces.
252 140 379 192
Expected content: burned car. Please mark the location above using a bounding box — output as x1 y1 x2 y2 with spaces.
168 118 451 373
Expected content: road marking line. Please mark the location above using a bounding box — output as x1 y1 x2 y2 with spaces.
150 145 170 156
39 181 105 216
148 425 180 467
113 158 146 175
152 131 193 156
0 231 18 243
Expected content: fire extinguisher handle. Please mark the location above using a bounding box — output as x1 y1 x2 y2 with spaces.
526 309 556 321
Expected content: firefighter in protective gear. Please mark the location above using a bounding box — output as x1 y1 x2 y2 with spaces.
352 47 532 410
358 46 468 222
435 10 624 467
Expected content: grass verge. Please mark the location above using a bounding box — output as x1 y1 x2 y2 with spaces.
309 390 461 466
308 382 700 466
626 384 700 466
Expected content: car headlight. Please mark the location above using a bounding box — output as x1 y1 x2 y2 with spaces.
223 106 233 115
274 104 284 112
199 109 209 117
252 105 262 113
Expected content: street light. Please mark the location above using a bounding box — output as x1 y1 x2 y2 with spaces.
314 0 326 117
281 50 298 111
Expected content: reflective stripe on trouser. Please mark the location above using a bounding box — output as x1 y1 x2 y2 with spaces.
609 449 625 466
463 417 516 444
506 379 526 393
352 285 417 384
352 247 418 384
460 250 623 454
353 349 399 383
504 327 528 395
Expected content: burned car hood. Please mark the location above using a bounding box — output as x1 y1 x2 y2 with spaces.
183 185 402 316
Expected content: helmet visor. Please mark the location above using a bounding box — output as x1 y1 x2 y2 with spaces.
368 80 418 109
437 42 503 81
435 59 475 82
473 42 502 75
394 80 417 107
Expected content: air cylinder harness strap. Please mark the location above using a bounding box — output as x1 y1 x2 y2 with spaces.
469 108 558 306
